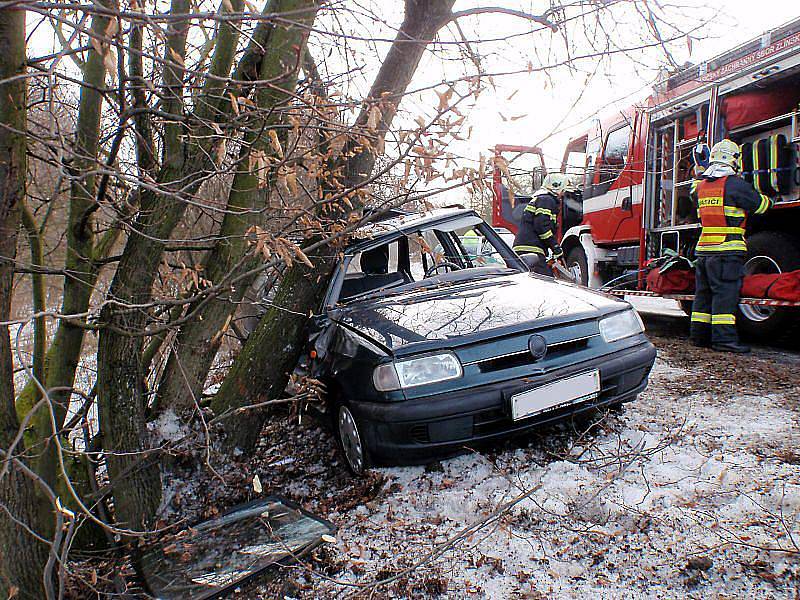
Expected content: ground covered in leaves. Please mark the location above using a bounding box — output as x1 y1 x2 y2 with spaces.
75 324 800 598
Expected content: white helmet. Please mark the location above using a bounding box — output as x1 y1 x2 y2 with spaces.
708 139 741 171
563 175 581 193
541 173 568 194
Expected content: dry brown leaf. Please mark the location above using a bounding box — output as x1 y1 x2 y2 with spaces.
89 36 104 56
229 93 240 115
105 17 119 37
268 129 283 157
435 86 453 112
367 105 381 130
214 139 227 166
168 47 184 67
290 242 313 268
103 48 117 77
285 170 298 196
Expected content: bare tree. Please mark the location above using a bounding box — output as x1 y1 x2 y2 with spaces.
0 5 51 596
0 0 704 594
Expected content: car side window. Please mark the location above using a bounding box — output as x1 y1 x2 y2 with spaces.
598 124 631 184
346 241 400 275
338 241 407 301
457 228 505 267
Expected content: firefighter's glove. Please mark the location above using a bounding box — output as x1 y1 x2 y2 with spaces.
551 246 564 260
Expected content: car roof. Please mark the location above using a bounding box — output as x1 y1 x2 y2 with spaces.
346 207 476 253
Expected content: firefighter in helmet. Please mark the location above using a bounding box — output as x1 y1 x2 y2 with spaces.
512 172 567 276
690 139 772 353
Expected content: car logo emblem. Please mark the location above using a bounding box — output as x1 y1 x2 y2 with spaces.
528 334 547 361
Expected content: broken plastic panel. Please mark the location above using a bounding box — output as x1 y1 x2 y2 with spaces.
138 496 335 600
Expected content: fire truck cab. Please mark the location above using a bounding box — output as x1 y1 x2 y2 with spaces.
494 18 800 340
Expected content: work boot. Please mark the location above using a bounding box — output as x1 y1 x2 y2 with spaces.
712 342 750 354
689 338 711 348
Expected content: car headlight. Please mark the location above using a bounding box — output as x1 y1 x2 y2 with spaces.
599 309 644 343
373 352 463 392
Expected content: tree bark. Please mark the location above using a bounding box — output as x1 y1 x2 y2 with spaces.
0 6 50 596
96 0 243 530
26 1 112 495
158 0 320 415
213 0 457 453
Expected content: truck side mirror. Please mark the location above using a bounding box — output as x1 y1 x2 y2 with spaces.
532 166 547 190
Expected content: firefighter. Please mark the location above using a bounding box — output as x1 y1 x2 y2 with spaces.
512 173 567 276
689 139 772 353
562 175 583 231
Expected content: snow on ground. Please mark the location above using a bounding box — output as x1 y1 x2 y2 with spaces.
269 341 800 599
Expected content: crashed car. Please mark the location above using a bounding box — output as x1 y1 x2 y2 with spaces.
308 208 656 474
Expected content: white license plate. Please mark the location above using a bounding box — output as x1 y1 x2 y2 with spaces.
510 370 600 421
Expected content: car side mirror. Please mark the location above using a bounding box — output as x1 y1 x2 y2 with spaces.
520 253 543 272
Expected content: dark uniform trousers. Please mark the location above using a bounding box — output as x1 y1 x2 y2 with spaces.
690 254 744 346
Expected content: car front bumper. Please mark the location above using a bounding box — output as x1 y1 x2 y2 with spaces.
349 340 657 465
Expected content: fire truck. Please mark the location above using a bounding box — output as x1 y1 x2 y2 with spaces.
493 17 800 340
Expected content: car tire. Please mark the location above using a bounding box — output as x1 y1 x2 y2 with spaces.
335 403 371 475
737 231 800 341
566 246 589 286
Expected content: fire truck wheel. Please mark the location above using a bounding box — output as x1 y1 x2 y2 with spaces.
737 231 800 341
566 247 589 286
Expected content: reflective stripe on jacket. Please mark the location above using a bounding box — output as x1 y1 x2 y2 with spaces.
694 175 772 256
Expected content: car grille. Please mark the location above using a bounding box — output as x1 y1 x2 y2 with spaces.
409 424 430 444
474 335 594 374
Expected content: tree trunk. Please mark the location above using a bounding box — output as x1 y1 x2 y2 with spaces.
0 6 50 596
213 0 457 453
96 0 243 530
158 0 320 415
24 1 112 496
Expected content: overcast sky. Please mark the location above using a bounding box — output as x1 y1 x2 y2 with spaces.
25 1 800 201
436 1 800 173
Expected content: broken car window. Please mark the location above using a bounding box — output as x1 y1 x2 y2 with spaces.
138 497 335 600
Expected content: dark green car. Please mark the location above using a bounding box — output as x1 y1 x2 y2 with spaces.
309 208 656 474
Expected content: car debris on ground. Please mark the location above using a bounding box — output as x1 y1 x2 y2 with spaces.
138 497 334 599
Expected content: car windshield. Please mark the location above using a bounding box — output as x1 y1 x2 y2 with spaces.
336 215 520 304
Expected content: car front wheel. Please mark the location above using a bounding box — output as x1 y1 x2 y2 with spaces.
336 404 370 475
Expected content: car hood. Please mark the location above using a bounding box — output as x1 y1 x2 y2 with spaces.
333 272 625 352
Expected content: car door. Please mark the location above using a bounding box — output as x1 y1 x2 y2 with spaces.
582 121 634 244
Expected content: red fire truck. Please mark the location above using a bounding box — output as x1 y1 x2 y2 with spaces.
493 17 800 340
